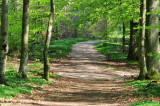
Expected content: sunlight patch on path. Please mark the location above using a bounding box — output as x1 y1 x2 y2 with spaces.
53 40 139 80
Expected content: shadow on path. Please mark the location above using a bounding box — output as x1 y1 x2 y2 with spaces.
4 41 139 106
10 78 136 106
53 40 139 80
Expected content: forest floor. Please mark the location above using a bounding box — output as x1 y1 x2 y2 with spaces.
2 41 141 106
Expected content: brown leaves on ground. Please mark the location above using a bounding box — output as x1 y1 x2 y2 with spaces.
2 77 138 106
3 58 158 106
1 41 148 105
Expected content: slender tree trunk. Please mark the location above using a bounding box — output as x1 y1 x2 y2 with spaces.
138 0 147 80
73 28 77 38
122 22 125 53
19 0 30 78
127 20 138 60
0 0 9 84
145 0 159 79
43 0 55 81
72 15 78 38
128 21 134 59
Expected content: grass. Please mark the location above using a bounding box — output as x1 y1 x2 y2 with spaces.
95 42 127 60
2 55 62 99
0 67 54 99
30 38 97 60
132 100 160 106
95 38 138 65
2 38 97 99
125 80 160 105
125 80 160 97
95 37 160 105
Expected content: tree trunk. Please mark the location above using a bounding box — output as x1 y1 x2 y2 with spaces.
122 22 125 53
19 0 30 78
145 0 159 79
0 0 9 84
127 20 138 60
73 28 77 38
43 0 55 81
138 0 147 80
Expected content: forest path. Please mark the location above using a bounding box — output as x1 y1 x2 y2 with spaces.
4 40 140 106
53 40 139 80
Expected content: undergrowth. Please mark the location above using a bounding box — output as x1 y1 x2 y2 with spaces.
95 42 127 60
2 38 96 99
95 37 160 105
95 38 138 65
0 68 55 99
125 80 160 105
30 38 96 60
132 100 160 106
125 80 160 97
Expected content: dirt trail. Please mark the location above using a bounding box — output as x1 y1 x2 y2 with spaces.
4 78 137 106
53 40 139 79
3 40 139 106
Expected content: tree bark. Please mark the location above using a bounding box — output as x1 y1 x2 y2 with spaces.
138 0 147 80
122 22 125 53
0 0 9 84
73 28 77 38
43 0 55 81
145 0 159 79
19 0 30 78
127 20 138 60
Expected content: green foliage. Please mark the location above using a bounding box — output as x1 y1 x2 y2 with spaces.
125 80 151 89
7 0 141 53
69 0 140 37
147 53 160 61
0 69 52 99
27 59 43 75
125 80 160 105
95 42 127 60
95 37 138 65
131 100 160 106
49 38 92 59
125 80 160 97
8 0 22 51
30 38 95 60
128 61 138 66
50 72 61 79
28 61 60 79
7 0 71 52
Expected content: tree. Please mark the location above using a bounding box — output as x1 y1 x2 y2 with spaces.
43 0 55 81
0 0 9 84
127 20 138 60
138 0 147 80
19 0 30 78
145 0 159 79
122 22 125 53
